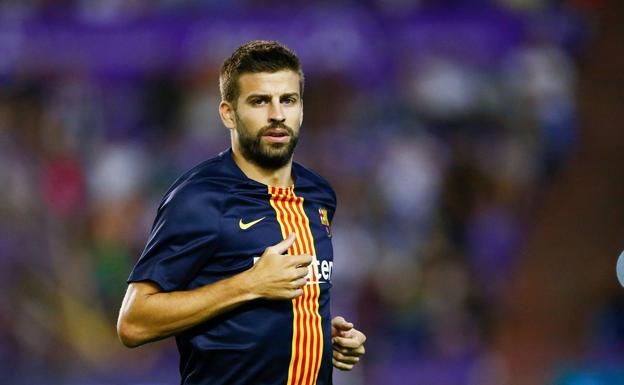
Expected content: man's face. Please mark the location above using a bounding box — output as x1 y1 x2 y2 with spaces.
232 70 303 170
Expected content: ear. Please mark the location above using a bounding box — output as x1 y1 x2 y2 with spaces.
219 101 236 129
299 100 304 126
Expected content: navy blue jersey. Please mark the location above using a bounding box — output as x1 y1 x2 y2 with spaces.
128 148 337 385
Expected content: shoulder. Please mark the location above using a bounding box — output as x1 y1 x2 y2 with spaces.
159 152 236 214
293 161 337 207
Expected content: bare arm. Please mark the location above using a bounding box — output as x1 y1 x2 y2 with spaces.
117 233 310 347
117 273 255 347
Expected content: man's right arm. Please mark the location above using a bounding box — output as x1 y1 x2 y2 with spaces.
117 233 310 348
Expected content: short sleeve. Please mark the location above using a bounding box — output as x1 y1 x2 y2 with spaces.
127 180 222 291
328 186 337 223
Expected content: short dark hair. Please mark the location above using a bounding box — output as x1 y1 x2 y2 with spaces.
219 40 304 105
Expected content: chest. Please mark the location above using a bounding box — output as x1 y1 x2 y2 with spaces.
209 189 334 278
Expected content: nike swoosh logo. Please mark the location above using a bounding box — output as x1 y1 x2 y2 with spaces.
239 217 266 230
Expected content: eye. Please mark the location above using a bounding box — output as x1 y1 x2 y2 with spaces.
282 97 297 105
252 98 266 106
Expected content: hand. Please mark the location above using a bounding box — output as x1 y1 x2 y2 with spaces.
331 316 366 371
246 233 312 300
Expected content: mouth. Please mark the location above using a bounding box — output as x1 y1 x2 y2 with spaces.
261 128 291 143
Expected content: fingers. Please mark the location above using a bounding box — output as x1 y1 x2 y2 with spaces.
269 233 296 255
290 288 304 298
333 344 365 357
332 336 365 371
332 358 355 371
290 254 312 267
294 265 309 278
333 332 366 350
291 277 307 289
333 349 360 364
332 336 360 349
332 316 354 331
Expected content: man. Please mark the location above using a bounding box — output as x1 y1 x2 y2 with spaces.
117 40 366 385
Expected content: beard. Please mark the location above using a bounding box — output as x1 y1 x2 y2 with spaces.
235 113 299 170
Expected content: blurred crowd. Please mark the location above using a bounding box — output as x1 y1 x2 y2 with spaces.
0 1 597 384
0 0 604 19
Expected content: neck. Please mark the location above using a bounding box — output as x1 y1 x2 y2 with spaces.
231 147 294 188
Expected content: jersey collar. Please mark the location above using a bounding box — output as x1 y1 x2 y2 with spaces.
220 148 310 190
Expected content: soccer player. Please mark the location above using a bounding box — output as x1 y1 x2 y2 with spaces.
117 40 366 385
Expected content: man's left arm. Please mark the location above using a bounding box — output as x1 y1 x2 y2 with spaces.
331 316 367 371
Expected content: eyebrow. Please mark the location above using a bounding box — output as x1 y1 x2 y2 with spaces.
245 93 300 102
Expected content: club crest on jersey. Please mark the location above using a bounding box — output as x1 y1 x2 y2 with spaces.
318 208 331 238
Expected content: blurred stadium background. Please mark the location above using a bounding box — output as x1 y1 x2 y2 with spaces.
1 0 623 384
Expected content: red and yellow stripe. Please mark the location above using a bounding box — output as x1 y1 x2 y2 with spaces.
269 186 323 385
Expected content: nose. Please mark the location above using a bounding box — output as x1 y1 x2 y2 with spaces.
268 100 286 123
